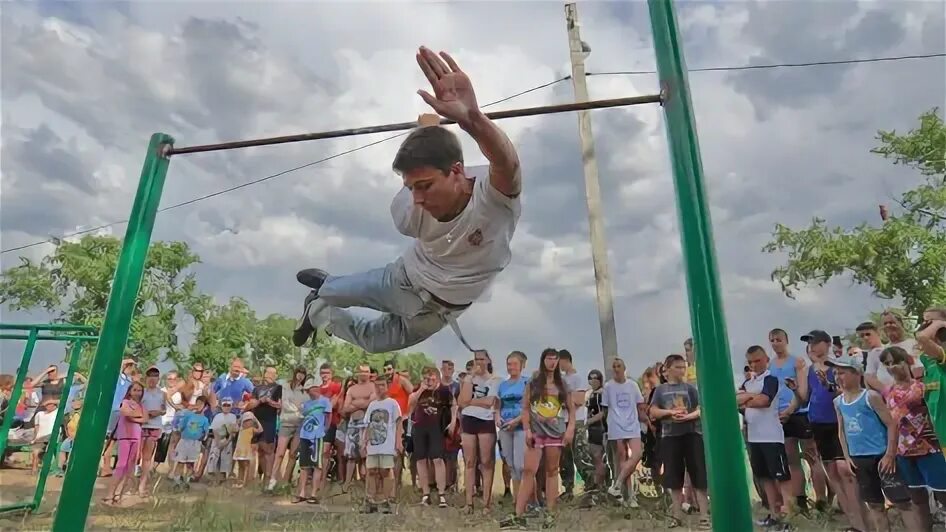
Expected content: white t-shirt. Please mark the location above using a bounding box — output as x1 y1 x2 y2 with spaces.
741 370 783 444
33 410 56 440
563 372 588 422
392 174 521 305
364 397 402 457
601 379 644 440
461 374 501 421
161 386 178 431
210 412 238 440
865 339 923 387
279 380 308 425
141 387 166 429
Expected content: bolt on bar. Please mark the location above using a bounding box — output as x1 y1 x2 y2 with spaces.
167 94 662 155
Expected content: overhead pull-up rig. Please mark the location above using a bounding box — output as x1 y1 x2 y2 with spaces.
53 1 752 530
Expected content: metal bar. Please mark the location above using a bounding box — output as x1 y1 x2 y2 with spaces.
31 341 82 512
0 328 38 458
53 133 174 532
0 323 97 332
648 1 753 531
0 334 99 342
0 502 35 515
167 94 662 155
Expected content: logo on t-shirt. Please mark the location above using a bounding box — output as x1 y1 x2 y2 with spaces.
467 228 483 246
367 407 391 445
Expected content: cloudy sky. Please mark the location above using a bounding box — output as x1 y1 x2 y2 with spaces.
2 1 944 379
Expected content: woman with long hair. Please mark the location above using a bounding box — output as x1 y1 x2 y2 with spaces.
497 351 529 500
501 348 575 530
585 369 608 493
269 366 308 489
458 349 501 513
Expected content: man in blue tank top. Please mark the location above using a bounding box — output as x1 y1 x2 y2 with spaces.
829 354 920 532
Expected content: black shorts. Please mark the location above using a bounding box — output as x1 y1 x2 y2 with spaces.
811 422 845 461
587 423 605 446
782 413 812 440
461 416 494 435
325 425 337 444
852 455 911 505
253 419 278 445
660 432 708 490
298 438 324 469
413 423 445 460
748 442 791 482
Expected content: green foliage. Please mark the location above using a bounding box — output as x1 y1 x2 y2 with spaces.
0 235 203 368
764 109 946 318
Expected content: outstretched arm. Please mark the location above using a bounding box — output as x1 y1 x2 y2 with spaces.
416 46 521 197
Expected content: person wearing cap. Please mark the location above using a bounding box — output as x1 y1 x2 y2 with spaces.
294 376 332 503
736 346 794 528
206 397 239 485
100 358 138 477
830 354 919 532
788 332 865 531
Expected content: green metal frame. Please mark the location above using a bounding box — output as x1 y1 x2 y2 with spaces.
52 1 752 528
0 323 96 515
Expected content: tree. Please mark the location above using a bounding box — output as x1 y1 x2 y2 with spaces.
0 235 204 368
763 109 946 318
190 296 257 374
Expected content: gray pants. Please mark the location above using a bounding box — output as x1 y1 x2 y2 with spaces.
498 429 526 481
318 258 468 353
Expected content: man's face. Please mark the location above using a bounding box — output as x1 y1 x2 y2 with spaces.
441 362 454 380
684 340 694 357
808 340 829 360
384 364 396 377
882 315 903 339
768 332 788 354
403 165 462 220
357 366 370 383
375 380 389 397
263 367 277 384
319 368 332 384
746 351 769 374
229 361 243 378
424 372 439 388
857 328 882 347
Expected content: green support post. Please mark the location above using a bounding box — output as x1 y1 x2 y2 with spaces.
647 1 753 530
0 328 39 457
30 341 83 512
53 133 174 531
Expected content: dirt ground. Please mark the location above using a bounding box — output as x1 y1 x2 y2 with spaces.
0 454 890 531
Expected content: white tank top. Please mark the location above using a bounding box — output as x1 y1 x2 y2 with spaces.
391 173 521 305
141 388 165 429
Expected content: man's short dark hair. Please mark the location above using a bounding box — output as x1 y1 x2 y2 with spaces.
442 360 454 367
768 328 788 339
319 362 332 371
392 126 464 175
384 359 396 369
558 349 572 362
746 345 767 356
856 322 877 332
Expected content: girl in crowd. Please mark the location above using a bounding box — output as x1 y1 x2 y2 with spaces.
497 351 528 500
585 369 609 494
458 350 501 513
502 348 576 530
103 381 147 505
270 366 308 490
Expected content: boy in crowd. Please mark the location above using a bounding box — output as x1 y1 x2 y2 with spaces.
604 357 647 508
169 396 210 488
296 376 332 503
649 354 710 529
361 376 403 514
737 346 794 528
30 399 58 475
829 354 921 532
408 366 453 507
206 398 238 485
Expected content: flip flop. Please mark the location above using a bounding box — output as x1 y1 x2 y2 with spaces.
291 496 305 504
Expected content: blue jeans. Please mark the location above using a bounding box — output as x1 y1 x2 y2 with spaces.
318 258 466 353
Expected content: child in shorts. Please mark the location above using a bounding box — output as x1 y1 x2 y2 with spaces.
169 396 210 488
207 398 238 484
233 411 263 488
830 354 923 532
361 376 403 514
294 377 332 503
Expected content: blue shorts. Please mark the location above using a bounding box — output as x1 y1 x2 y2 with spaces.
896 452 946 491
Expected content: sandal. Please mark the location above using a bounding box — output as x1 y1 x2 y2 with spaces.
697 517 711 530
667 517 682 529
306 497 319 504
291 496 306 504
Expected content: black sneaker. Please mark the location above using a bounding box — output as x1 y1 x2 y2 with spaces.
292 290 320 347
381 500 393 514
499 515 527 530
559 490 574 503
296 268 328 290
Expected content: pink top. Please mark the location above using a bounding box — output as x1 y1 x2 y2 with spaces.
115 399 142 440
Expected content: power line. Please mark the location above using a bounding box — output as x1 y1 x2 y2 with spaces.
586 52 945 76
4 51 943 255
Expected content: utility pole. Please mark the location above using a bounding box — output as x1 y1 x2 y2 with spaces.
565 3 619 369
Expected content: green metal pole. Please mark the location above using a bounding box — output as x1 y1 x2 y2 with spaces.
0 334 99 342
31 341 82 512
647 1 753 531
0 323 97 332
53 133 174 531
0 328 39 457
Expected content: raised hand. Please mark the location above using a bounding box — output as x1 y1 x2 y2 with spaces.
415 46 479 126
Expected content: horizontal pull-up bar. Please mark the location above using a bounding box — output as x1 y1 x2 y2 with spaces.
167 93 663 155
0 323 98 333
0 333 98 342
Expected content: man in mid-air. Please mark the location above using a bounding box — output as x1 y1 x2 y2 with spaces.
292 46 522 353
